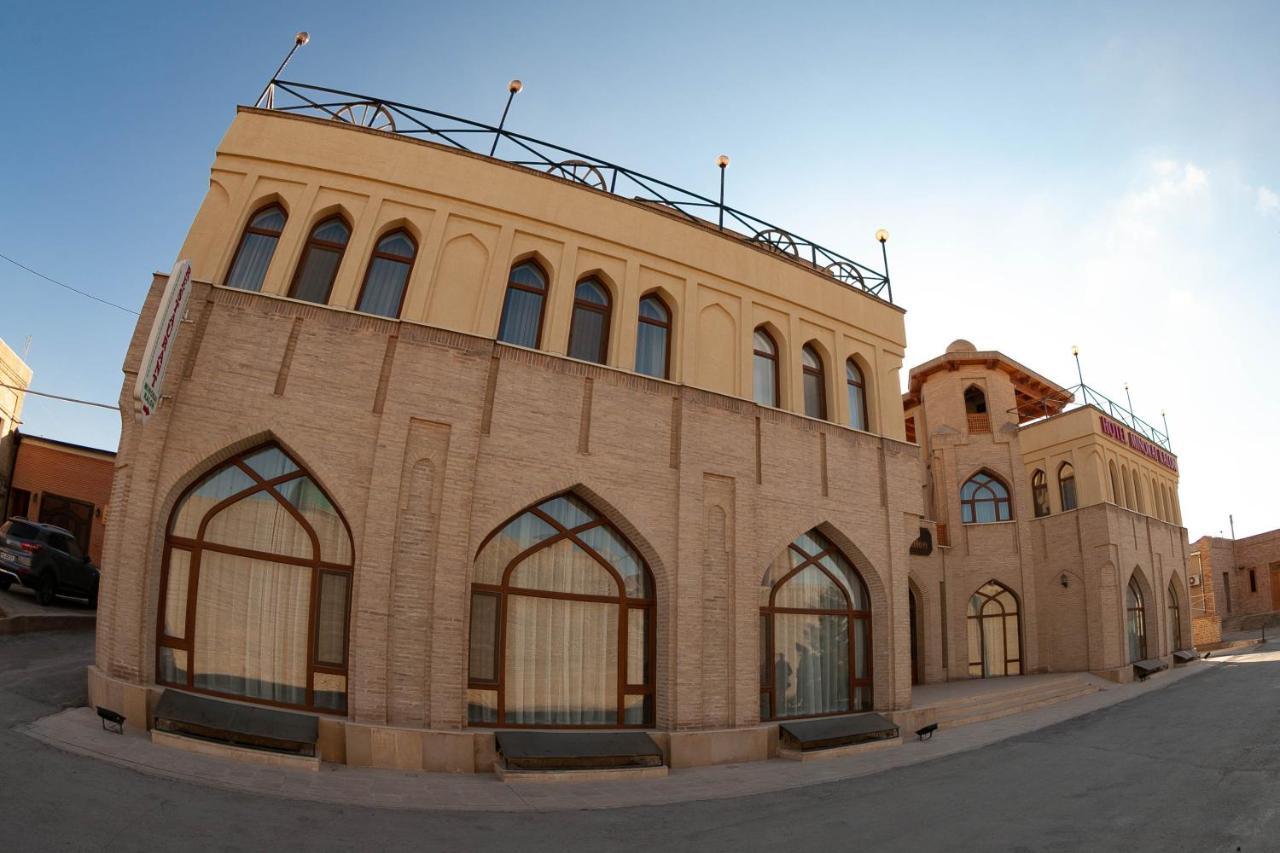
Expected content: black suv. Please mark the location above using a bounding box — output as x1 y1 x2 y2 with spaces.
0 518 99 607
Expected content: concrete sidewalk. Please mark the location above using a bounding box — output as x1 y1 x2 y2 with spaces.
0 585 96 635
23 655 1221 814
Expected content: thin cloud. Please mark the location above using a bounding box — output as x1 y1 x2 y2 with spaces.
1257 185 1279 215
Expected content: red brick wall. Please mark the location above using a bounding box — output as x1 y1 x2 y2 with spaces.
9 440 115 565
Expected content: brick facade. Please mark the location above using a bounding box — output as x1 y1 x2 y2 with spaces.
7 435 115 565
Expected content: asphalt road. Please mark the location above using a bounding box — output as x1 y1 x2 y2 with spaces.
3 631 1278 852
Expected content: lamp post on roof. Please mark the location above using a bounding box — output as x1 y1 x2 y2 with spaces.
1124 382 1135 417
716 155 730 231
1072 345 1084 388
876 229 891 302
1161 409 1171 447
489 79 523 157
256 31 310 109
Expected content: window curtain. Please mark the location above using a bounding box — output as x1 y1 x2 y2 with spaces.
635 322 667 378
292 248 342 303
568 307 607 362
498 288 544 347
754 354 776 406
226 233 279 292
357 257 410 317
504 596 618 725
772 613 849 717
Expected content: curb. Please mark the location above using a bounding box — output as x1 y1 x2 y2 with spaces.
0 614 96 636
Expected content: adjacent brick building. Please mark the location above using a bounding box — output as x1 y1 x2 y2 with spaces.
0 337 32 513
6 434 116 565
1190 529 1280 638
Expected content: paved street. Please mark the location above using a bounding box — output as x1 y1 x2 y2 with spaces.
3 631 1278 852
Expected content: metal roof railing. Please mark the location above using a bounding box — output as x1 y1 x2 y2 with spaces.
1016 383 1172 451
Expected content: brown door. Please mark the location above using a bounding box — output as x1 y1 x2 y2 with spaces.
1270 566 1280 612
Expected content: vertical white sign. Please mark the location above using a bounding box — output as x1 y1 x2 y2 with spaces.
132 260 193 423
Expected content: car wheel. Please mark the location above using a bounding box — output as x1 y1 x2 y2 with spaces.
36 572 57 607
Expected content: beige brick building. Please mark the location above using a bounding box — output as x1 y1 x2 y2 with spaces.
1190 529 1280 638
91 94 1194 772
0 337 32 512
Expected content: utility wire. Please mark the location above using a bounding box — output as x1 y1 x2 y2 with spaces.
0 381 119 412
0 251 140 316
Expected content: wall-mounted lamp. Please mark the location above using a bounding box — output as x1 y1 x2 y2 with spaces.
1060 573 1069 589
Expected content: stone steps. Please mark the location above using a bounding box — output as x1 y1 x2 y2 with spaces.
933 678 1100 729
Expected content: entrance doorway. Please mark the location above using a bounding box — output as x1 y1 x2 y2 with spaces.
967 581 1022 677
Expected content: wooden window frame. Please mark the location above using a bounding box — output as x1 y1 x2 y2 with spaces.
1058 463 1077 511
635 293 672 380
567 277 612 364
845 358 868 431
1167 580 1183 651
154 443 355 715
224 203 287 289
960 470 1013 524
1126 577 1148 661
759 533 873 721
286 214 351 305
967 581 1022 677
497 260 549 349
1031 470 1050 518
354 228 417 319
466 494 656 729
753 327 781 408
801 344 827 420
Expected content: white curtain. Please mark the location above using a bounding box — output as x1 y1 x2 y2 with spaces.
504 595 617 725
773 613 849 717
357 257 410 318
497 288 544 347
226 233 278 292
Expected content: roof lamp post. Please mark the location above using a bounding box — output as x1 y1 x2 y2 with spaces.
256 31 310 109
490 79 523 157
1162 408 1171 447
1124 382 1135 418
876 229 892 302
716 155 730 231
1072 345 1084 388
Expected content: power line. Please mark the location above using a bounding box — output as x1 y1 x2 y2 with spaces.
0 251 140 316
0 381 119 412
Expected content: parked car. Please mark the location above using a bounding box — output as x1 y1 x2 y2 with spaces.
0 518 99 607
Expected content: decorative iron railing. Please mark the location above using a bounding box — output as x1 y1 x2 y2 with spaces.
1016 383 1172 450
254 80 894 303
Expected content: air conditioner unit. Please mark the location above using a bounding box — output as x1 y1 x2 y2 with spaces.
1188 575 1201 587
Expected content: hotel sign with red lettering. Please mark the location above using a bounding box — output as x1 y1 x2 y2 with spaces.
1099 416 1178 472
132 259 193 423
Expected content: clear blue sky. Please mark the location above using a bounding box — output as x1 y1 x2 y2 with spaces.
2 1 1277 538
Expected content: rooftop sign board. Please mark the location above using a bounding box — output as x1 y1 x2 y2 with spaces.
1099 415 1178 472
132 259 193 423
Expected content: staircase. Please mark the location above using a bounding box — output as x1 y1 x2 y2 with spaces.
924 674 1102 730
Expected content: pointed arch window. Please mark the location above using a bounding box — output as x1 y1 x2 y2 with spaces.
226 204 286 292
467 494 655 727
846 359 868 431
753 328 780 407
1122 466 1135 509
1126 577 1147 662
1109 459 1121 504
497 261 548 348
288 216 351 305
635 294 671 379
1167 579 1183 652
1031 470 1050 518
356 230 416 318
801 344 827 420
961 471 1012 523
964 385 988 414
1058 462 1078 511
759 529 872 719
156 444 354 713
567 277 611 364
967 582 1021 677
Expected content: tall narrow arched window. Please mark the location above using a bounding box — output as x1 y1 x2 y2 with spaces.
1109 459 1121 504
964 385 987 414
1058 463 1078 511
1032 470 1050 518
801 344 827 420
466 493 655 727
355 230 416 318
288 216 351 305
497 261 548 348
967 581 1021 677
753 328 780 407
156 444 354 713
226 204 286 292
1134 476 1145 514
1122 466 1135 509
961 471 1012 523
759 529 872 720
567 277 611 364
846 359 868 431
1167 579 1183 651
635 294 671 379
1126 576 1147 662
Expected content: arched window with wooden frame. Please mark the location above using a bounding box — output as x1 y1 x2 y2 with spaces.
1126 576 1147 662
1031 470 1050 518
753 327 780 407
801 344 827 420
466 493 655 728
1108 459 1121 504
225 203 287 292
634 293 672 379
759 529 872 720
567 277 612 364
1167 579 1183 652
288 215 351 305
156 443 354 714
967 581 1021 677
497 261 548 348
1058 462 1078 511
960 470 1012 523
845 358 869 431
355 229 416 318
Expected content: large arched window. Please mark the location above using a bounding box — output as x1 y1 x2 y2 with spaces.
156 444 353 713
226 204 286 292
1108 459 1121 504
1058 463 1078 511
1031 470 1050 518
497 261 547 348
467 493 654 727
1126 576 1147 663
967 582 1021 677
356 230 416 318
961 471 1012 523
1167 579 1183 652
753 328 780 407
288 216 351 305
759 529 872 720
635 294 671 379
801 344 827 420
567 277 611 364
846 359 868 431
